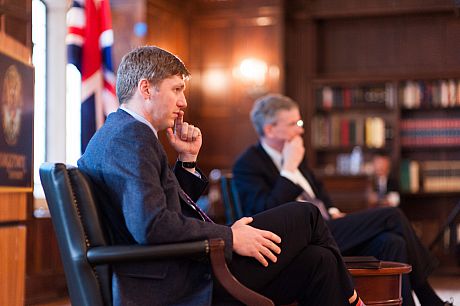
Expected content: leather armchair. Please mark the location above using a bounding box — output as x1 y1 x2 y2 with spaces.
39 163 273 306
219 171 244 224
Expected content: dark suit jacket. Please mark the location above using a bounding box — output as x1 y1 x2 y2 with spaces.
372 175 399 194
78 109 232 306
233 143 334 216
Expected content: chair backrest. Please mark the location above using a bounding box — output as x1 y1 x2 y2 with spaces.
220 172 244 224
39 163 111 306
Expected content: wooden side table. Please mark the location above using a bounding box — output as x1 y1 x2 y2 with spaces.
349 261 412 306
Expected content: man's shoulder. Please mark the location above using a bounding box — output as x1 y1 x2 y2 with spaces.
234 144 264 169
235 144 259 160
79 110 157 165
100 110 155 141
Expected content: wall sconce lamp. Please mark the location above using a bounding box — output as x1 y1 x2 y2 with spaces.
233 58 278 97
202 68 229 95
236 58 268 86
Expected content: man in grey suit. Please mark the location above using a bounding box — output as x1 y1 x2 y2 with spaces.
78 46 366 306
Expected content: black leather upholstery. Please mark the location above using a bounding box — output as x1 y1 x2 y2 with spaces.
39 163 273 306
220 173 244 224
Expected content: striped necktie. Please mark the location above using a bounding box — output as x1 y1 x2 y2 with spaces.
179 189 214 223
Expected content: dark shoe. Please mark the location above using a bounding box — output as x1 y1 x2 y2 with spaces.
444 298 454 306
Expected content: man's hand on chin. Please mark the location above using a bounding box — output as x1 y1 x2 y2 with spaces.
166 110 202 159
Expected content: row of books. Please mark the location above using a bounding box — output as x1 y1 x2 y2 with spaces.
400 160 460 193
400 118 460 147
400 160 420 193
400 79 460 109
312 116 388 148
316 84 395 110
316 79 460 110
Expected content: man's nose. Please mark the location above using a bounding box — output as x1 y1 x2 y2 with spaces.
178 94 187 108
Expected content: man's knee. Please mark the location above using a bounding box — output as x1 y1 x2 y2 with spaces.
377 207 408 229
302 245 338 272
282 201 321 219
376 232 408 261
379 232 406 248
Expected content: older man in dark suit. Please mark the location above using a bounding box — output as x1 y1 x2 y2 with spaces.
78 46 366 306
233 93 451 306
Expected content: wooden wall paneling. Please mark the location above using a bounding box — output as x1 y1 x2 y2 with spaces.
189 18 237 173
318 17 399 77
190 18 233 119
193 0 281 15
0 32 30 63
189 1 284 174
25 218 67 305
111 0 147 69
285 10 317 167
304 0 453 18
444 16 460 69
231 14 283 160
111 0 193 72
399 13 460 74
4 15 29 46
0 225 26 306
317 13 460 78
0 193 27 305
146 0 191 64
4 0 30 9
0 0 31 48
0 193 27 221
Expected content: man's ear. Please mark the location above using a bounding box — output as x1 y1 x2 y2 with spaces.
138 79 151 99
263 124 274 137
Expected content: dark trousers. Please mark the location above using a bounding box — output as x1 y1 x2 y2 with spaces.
327 207 439 306
213 202 354 306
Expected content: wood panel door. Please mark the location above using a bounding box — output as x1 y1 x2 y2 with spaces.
0 225 26 306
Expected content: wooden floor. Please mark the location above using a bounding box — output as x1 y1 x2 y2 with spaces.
416 274 460 306
30 298 70 306
31 274 460 306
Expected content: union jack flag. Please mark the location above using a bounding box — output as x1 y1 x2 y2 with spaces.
66 0 118 154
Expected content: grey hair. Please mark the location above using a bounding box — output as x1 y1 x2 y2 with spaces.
250 94 298 137
116 46 190 104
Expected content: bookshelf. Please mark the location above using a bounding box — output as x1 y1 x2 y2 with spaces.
284 0 460 262
311 82 397 172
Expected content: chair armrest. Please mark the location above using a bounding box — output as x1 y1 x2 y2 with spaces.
87 240 209 265
87 239 274 306
209 239 274 306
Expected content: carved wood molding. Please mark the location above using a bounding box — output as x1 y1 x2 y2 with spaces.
0 32 30 64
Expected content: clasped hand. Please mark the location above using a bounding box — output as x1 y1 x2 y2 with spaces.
231 217 282 267
166 111 202 161
281 136 305 172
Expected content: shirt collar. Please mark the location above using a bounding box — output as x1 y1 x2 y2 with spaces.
119 105 158 137
261 140 283 171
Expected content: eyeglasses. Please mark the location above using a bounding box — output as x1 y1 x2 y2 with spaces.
271 119 304 128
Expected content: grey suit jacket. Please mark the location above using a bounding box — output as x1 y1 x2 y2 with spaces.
78 109 232 306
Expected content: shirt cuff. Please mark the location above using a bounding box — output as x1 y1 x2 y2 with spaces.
328 207 341 215
192 170 201 178
387 192 400 207
280 169 299 185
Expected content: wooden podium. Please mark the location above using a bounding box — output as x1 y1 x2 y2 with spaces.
349 261 412 306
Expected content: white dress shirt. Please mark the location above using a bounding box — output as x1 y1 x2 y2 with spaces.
261 141 341 217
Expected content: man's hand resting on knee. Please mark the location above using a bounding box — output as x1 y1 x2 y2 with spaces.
231 217 282 267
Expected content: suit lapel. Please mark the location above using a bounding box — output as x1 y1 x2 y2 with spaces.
256 143 282 178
